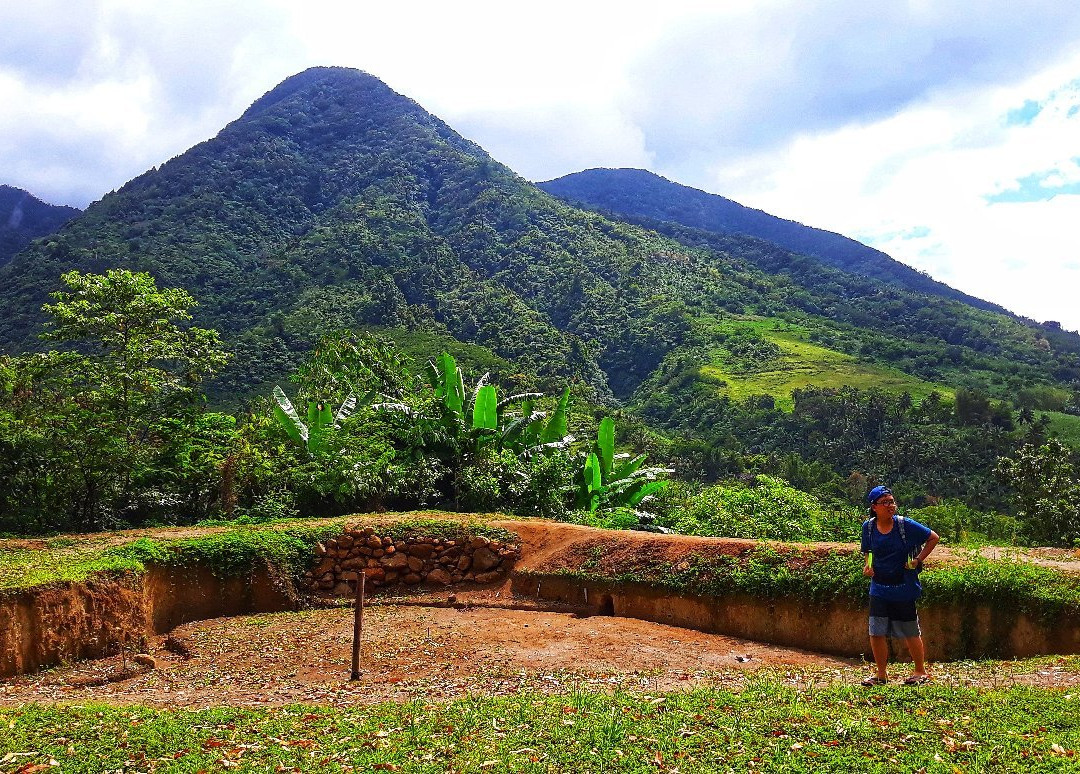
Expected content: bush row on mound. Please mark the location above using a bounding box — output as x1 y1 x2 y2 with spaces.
522 542 1080 622
307 525 520 594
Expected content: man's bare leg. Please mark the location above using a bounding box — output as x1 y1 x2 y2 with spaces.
869 635 889 680
904 635 928 677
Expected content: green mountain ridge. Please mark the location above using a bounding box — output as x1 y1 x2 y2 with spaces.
0 66 1077 411
0 185 81 267
537 167 1004 315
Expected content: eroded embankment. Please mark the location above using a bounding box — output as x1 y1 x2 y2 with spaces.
501 521 1080 662
0 564 296 678
3 517 1080 678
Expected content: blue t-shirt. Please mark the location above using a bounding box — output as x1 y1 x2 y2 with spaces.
861 516 931 593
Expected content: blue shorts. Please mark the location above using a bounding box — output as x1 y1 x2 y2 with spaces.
868 596 921 639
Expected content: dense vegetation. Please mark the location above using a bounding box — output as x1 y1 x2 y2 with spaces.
0 67 1079 546
0 184 80 266
538 167 1003 312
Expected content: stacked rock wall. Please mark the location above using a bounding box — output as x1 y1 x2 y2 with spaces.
305 526 520 596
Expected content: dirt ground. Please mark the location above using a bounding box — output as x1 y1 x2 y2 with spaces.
3 586 1079 709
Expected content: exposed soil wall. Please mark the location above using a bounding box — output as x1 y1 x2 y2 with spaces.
512 574 1080 660
504 521 1080 661
0 565 298 679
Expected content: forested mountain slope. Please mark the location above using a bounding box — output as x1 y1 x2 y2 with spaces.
0 185 80 266
0 67 1076 406
538 168 1002 313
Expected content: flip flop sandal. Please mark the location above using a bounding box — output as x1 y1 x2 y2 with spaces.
860 676 888 686
903 674 931 685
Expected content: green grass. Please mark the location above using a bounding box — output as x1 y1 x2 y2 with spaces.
699 320 949 410
2 682 1078 772
0 535 146 593
1042 411 1080 446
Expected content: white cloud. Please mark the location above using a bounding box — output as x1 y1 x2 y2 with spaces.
1 0 1080 328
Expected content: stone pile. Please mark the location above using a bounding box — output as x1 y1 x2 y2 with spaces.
305 527 521 596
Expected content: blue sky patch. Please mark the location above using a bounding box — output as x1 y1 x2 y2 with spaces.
987 164 1080 203
1004 99 1042 126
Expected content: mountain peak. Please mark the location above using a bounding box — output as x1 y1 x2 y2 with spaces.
239 66 389 120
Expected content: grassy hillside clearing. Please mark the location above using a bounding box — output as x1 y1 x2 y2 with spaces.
1042 410 1080 446
699 320 948 410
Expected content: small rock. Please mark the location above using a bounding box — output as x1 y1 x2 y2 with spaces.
132 653 156 669
332 582 352 597
373 548 385 558
381 553 409 570
403 573 422 584
338 535 354 549
314 542 327 557
474 570 502 584
408 543 436 559
407 556 425 572
384 545 396 554
457 555 472 572
382 536 394 547
470 535 491 549
472 546 500 572
427 568 453 585
366 535 383 549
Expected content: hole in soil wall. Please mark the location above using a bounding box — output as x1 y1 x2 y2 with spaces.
597 594 614 616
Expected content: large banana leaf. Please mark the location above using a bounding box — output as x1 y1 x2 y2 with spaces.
540 386 570 444
272 385 308 445
596 416 615 480
625 479 668 507
306 400 334 454
583 452 603 512
472 384 498 431
611 453 647 482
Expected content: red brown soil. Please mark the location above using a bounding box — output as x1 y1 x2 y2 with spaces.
3 586 1078 710
0 585 856 709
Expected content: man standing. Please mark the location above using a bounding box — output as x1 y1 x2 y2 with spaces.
860 485 939 686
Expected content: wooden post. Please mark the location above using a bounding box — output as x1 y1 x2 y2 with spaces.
350 571 366 680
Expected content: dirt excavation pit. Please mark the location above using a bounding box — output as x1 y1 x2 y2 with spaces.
0 589 856 709
4 587 1079 709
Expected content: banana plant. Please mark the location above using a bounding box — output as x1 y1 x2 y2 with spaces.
272 385 375 455
575 416 672 513
419 352 570 453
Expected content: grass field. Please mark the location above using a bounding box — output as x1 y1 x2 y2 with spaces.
1042 410 1080 446
2 680 1079 772
699 320 949 410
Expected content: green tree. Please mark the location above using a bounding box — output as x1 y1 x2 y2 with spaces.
995 439 1080 546
0 269 230 532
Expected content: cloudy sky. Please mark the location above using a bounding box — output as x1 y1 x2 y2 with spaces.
3 0 1079 330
